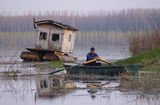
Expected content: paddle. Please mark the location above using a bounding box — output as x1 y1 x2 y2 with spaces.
99 58 112 65
63 58 114 72
63 59 96 70
83 58 114 66
83 59 97 65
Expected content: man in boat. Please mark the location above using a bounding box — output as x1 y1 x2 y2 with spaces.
85 47 101 66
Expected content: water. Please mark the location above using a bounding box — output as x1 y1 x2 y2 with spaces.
0 75 159 105
0 48 131 63
0 49 159 105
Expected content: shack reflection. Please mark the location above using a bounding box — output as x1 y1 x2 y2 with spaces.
35 74 76 98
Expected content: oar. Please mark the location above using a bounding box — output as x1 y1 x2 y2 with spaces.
83 58 113 65
63 58 114 72
64 59 96 70
99 58 114 66
83 59 97 65
99 58 111 64
49 59 113 74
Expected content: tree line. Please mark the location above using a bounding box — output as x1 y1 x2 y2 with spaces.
0 31 128 49
0 9 160 32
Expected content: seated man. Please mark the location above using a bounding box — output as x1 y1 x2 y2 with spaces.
85 47 101 66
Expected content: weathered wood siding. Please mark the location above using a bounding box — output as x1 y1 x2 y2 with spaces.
35 24 76 53
62 30 76 53
49 28 64 51
35 25 64 51
35 27 49 49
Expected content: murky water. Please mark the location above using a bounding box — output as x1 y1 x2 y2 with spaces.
0 48 131 62
0 49 160 105
0 75 160 105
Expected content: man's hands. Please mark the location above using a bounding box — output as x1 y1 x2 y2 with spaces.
94 57 100 60
95 58 113 66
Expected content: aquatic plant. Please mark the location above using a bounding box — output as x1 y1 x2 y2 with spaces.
44 61 64 68
119 72 160 94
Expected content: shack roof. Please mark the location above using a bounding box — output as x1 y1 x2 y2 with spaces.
34 20 78 31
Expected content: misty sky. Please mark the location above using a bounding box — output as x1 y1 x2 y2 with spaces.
0 0 160 13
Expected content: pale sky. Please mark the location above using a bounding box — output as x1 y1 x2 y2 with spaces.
0 0 160 14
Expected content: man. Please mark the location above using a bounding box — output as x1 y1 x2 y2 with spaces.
85 47 101 66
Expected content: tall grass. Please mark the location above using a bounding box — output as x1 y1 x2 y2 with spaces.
129 29 160 55
119 72 160 94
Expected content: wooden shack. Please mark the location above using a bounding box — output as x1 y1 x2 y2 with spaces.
20 20 78 61
34 20 78 52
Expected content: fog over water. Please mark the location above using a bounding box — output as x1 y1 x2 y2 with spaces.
0 0 160 14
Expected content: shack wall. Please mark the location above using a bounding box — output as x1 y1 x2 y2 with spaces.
61 30 76 53
35 27 50 49
35 24 76 53
35 25 64 51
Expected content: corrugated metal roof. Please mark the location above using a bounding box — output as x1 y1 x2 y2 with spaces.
34 20 78 31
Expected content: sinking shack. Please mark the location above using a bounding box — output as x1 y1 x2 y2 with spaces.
20 19 78 61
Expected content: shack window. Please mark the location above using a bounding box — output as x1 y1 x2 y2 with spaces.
40 80 48 89
68 34 72 42
52 79 60 87
52 34 59 41
39 32 47 40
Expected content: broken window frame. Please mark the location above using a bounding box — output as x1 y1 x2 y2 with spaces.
40 80 48 89
52 33 60 41
52 79 60 87
39 32 47 40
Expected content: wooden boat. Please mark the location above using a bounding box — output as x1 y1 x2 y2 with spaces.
63 63 126 76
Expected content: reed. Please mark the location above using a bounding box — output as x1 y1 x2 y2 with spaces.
129 29 160 55
119 72 160 94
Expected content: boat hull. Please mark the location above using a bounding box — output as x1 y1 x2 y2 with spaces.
64 64 126 76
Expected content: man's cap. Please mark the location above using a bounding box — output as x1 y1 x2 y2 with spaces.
90 47 95 50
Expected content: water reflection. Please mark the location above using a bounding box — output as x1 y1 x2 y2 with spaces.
34 73 114 102
35 75 76 98
0 71 159 105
